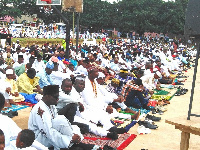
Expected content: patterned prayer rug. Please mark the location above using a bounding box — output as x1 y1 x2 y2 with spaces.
82 133 137 150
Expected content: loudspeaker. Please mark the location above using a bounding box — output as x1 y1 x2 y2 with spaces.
184 0 200 36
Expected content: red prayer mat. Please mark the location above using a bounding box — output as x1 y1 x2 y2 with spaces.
15 101 35 107
82 133 137 150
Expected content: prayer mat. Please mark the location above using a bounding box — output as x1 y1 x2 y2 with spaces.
160 84 174 89
16 101 35 107
151 88 177 101
111 117 137 132
82 133 137 150
1 104 29 113
129 107 151 114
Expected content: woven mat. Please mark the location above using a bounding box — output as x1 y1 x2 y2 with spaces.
1 104 29 113
151 88 177 101
82 133 137 150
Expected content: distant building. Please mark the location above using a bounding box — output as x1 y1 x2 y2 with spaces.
16 14 38 24
0 16 14 23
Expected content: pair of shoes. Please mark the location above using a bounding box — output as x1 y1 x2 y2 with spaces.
152 109 157 114
103 145 116 150
157 106 167 112
137 125 151 134
157 109 164 115
107 132 118 140
152 107 164 115
109 127 126 134
180 88 188 94
175 82 184 85
175 92 181 96
157 100 168 106
146 114 161 121
138 121 158 129
2 110 18 118
163 100 170 104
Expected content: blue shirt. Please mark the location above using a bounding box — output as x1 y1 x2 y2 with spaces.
36 69 53 88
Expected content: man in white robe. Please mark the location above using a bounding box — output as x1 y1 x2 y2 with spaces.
81 68 127 134
28 85 98 150
0 93 48 150
58 76 118 139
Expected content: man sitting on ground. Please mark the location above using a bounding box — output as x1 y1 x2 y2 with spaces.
28 85 99 150
36 61 54 89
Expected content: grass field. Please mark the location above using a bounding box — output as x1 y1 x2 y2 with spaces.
12 38 103 47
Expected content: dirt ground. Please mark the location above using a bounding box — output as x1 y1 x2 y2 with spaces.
12 60 200 150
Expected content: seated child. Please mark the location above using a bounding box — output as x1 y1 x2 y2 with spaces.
0 129 5 150
16 129 36 150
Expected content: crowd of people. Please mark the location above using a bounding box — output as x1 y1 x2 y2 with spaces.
0 25 107 39
0 38 196 149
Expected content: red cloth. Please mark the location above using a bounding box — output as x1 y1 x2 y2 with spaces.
63 61 69 65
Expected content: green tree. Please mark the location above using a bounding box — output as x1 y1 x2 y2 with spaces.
0 0 22 18
0 0 189 37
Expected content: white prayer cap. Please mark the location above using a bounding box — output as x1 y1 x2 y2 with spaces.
6 69 13 75
75 74 86 81
98 72 105 78
155 71 162 78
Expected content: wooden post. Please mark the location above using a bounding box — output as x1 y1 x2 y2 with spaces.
180 131 190 150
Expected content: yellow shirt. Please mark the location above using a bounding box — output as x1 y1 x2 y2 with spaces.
5 78 18 94
16 73 40 94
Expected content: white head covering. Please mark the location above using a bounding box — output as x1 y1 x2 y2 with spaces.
155 71 162 78
6 69 13 75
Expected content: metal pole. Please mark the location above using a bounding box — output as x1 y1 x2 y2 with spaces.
76 13 80 54
52 5 70 59
72 11 74 46
187 43 199 120
65 24 70 59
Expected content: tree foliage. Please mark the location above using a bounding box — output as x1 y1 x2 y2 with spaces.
0 0 189 36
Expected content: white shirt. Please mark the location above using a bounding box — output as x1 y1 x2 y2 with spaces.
50 71 68 87
56 87 82 112
0 114 21 150
141 73 156 90
28 100 82 149
32 60 46 73
0 79 12 99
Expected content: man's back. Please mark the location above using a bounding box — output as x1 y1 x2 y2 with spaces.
28 100 73 149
